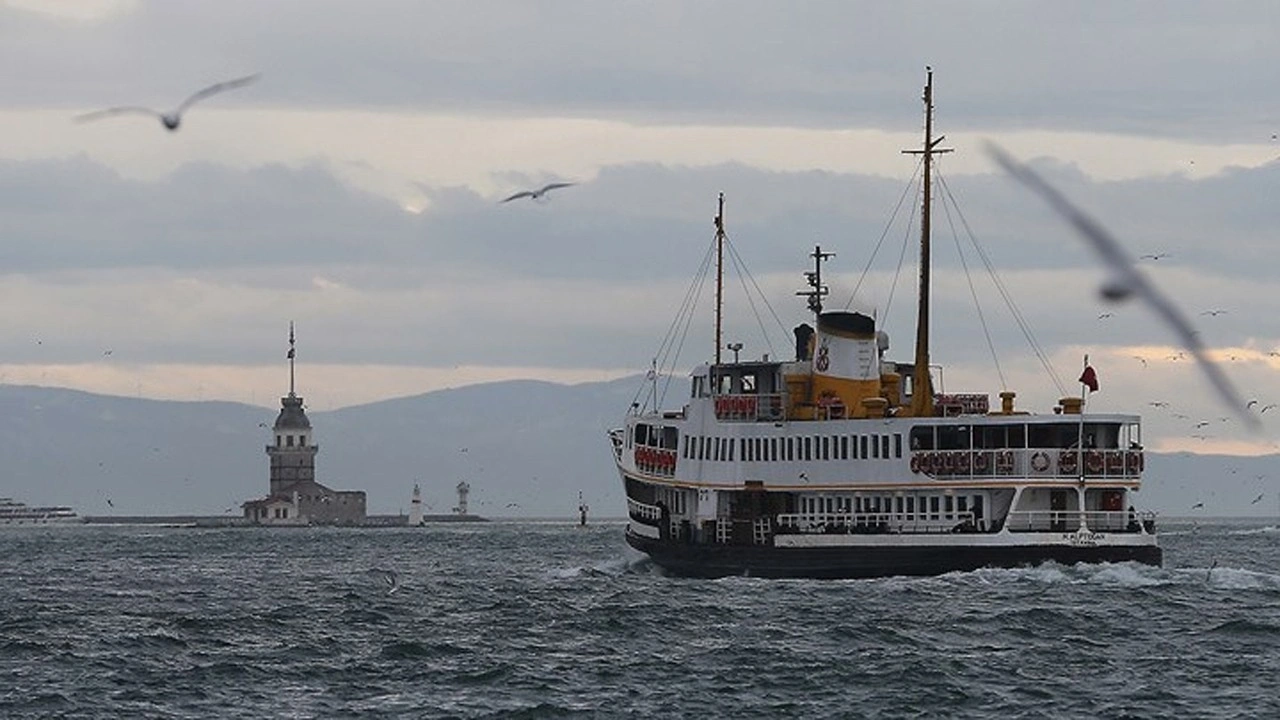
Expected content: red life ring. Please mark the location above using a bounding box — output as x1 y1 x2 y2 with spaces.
910 454 921 473
1085 451 1104 474
1058 451 1079 473
974 452 990 473
996 451 1015 473
1102 490 1124 511
1030 451 1050 473
954 452 972 474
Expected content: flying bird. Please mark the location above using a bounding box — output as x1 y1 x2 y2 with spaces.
1191 502 1204 510
1200 309 1228 317
1251 493 1265 505
74 73 260 131
1098 313 1115 319
1138 253 1170 261
1262 404 1278 414
984 143 1261 431
1247 400 1259 409
1132 355 1147 367
500 182 575 203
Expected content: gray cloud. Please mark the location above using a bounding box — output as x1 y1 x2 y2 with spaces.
4 2 1279 141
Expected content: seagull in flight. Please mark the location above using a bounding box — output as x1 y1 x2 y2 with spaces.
500 182 575 203
1139 253 1171 261
74 73 260 131
1098 312 1115 319
984 143 1260 431
1251 493 1265 505
1191 502 1204 510
1200 309 1228 317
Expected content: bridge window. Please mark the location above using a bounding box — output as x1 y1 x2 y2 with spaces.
894 434 903 458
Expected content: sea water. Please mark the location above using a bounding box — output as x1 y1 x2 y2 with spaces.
1 520 1278 718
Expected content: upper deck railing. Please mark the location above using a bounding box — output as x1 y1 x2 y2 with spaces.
909 448 1143 479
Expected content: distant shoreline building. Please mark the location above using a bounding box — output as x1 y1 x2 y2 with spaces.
241 324 367 526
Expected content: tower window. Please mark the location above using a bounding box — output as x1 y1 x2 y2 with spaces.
287 435 294 447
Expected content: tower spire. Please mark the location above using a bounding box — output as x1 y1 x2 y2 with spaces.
287 322 297 397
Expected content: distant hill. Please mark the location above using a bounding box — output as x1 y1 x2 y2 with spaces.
1 380 1276 518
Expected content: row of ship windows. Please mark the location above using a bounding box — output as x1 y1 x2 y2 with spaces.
799 493 983 518
683 434 904 462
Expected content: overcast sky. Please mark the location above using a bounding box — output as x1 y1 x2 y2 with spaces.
2 0 1280 456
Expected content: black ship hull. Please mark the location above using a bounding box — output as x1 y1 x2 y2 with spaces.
626 529 1163 580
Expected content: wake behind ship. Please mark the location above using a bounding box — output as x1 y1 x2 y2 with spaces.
609 71 1161 579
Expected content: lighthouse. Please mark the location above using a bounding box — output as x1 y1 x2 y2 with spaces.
409 483 424 526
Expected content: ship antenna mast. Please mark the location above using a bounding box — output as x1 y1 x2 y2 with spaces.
797 245 835 321
714 192 725 367
902 66 952 417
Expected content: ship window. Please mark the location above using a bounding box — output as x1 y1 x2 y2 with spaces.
957 496 968 513
785 438 794 461
700 437 708 460
894 434 902 458
771 438 778 461
683 436 690 458
945 495 954 516
740 438 747 461
803 437 812 461
895 496 903 514
871 436 879 459
742 374 757 393
938 425 970 450
821 436 830 460
287 435 294 447
727 439 734 461
755 438 763 461
906 496 915 515
930 496 940 519
1009 425 1026 448
840 436 849 460
909 427 934 450
882 435 891 459
860 435 869 459
663 426 678 449
634 424 648 446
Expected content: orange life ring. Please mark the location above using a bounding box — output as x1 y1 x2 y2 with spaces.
1030 451 1050 473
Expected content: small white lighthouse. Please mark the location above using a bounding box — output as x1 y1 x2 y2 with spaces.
409 483 424 526
454 481 470 516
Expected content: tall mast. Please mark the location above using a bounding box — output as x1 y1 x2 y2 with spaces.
903 67 951 417
714 193 725 367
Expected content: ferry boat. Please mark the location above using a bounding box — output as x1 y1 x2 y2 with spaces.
0 497 81 525
609 70 1161 579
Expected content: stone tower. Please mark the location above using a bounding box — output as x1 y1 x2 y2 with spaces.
267 322 318 495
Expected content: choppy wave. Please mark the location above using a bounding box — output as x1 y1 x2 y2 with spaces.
2 522 1279 718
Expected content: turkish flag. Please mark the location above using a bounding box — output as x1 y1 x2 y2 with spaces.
1079 365 1099 393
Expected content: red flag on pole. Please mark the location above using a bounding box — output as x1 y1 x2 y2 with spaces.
1079 365 1099 393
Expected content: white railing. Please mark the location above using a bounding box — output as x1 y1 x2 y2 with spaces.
1004 509 1148 532
775 511 977 534
627 497 663 522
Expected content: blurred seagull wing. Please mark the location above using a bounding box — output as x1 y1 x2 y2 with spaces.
500 191 535 203
985 142 1260 431
74 106 161 123
540 182 575 193
176 73 261 113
